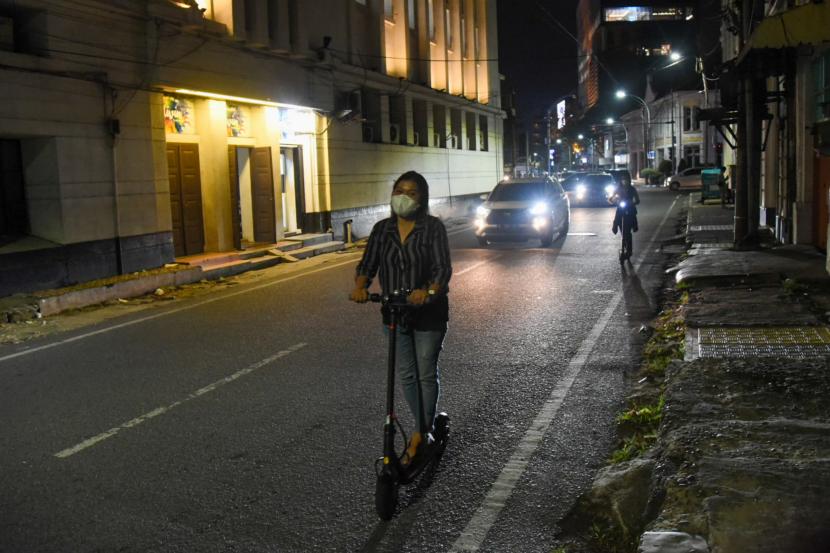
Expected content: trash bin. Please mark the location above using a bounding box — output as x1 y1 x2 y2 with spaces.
701 168 722 202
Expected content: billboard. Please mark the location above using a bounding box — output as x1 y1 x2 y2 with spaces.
556 100 567 130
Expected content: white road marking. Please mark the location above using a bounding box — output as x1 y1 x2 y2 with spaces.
454 255 502 277
54 343 307 459
451 195 680 552
0 256 361 365
566 232 597 236
591 290 616 295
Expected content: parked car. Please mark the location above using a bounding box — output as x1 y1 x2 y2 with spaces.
474 177 570 247
666 167 705 191
561 172 618 206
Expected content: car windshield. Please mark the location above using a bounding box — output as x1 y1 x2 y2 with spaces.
560 174 587 191
582 174 615 187
489 181 546 202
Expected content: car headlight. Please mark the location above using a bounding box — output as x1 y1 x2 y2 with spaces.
529 202 548 215
576 184 587 199
605 184 616 196
476 205 491 217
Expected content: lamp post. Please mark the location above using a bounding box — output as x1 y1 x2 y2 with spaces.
616 89 652 169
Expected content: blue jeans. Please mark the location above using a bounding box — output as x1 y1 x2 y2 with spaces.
385 324 447 434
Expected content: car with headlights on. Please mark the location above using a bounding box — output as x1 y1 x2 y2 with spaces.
561 172 618 206
474 177 570 247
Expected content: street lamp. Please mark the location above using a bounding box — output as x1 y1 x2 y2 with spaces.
616 89 652 168
578 133 584 140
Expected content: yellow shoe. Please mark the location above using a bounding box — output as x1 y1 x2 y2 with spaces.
402 432 423 466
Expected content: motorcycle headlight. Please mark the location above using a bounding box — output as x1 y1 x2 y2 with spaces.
605 184 616 196
529 202 548 216
619 200 627 208
476 205 491 217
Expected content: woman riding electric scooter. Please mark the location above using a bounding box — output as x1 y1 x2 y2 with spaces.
349 171 453 518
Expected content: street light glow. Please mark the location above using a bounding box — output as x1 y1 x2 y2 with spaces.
606 118 614 125
578 134 584 140
670 52 682 61
556 138 562 144
615 90 626 99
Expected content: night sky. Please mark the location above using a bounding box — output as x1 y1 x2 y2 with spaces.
496 0 579 120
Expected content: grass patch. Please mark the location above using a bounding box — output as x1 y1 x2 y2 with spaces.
587 521 639 553
609 305 683 464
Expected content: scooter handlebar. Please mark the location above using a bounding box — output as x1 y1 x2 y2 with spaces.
368 290 434 306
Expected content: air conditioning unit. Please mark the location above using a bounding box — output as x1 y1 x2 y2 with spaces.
335 89 362 121
389 123 401 144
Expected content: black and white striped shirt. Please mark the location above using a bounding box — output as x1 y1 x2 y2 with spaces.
356 214 452 329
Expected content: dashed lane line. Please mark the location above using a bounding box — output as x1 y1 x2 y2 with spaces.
54 343 308 458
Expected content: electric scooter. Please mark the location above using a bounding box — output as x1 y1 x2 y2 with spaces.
368 290 450 521
617 200 633 263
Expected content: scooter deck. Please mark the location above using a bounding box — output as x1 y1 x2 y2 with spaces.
398 414 449 484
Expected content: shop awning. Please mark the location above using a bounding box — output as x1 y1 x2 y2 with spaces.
745 2 830 51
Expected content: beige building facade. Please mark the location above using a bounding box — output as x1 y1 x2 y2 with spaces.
0 0 502 295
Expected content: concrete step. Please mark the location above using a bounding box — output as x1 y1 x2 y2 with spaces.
200 256 283 280
292 233 335 247
286 240 345 260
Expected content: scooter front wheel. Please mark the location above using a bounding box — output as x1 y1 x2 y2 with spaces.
375 471 398 520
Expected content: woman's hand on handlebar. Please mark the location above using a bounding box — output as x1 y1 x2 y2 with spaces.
350 287 370 303
407 288 430 305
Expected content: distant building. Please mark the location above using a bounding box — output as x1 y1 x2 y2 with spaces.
0 0 503 296
576 1 698 119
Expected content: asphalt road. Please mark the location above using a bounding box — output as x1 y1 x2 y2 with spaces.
0 188 682 553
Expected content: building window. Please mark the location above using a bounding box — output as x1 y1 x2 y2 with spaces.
433 104 447 147
389 95 407 144
355 0 366 5
450 108 462 150
479 115 489 151
465 112 477 150
684 145 701 167
0 7 47 55
384 0 393 21
408 0 415 29
460 11 467 58
683 106 692 132
413 99 428 147
361 88 382 143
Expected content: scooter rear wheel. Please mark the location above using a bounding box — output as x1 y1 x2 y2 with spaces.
375 471 398 520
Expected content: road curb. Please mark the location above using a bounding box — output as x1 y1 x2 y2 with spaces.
37 267 205 317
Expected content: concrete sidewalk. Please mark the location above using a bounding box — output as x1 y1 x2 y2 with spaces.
644 196 830 552
0 232 349 323
564 193 830 553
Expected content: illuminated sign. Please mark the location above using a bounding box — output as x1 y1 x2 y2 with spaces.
556 100 567 130
604 7 690 22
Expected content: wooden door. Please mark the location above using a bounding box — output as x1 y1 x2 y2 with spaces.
815 153 830 251
167 143 204 256
227 147 242 250
251 147 276 244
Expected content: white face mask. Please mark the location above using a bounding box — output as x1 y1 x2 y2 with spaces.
391 194 419 218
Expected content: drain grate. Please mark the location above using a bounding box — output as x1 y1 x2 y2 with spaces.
688 326 830 359
689 224 732 232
